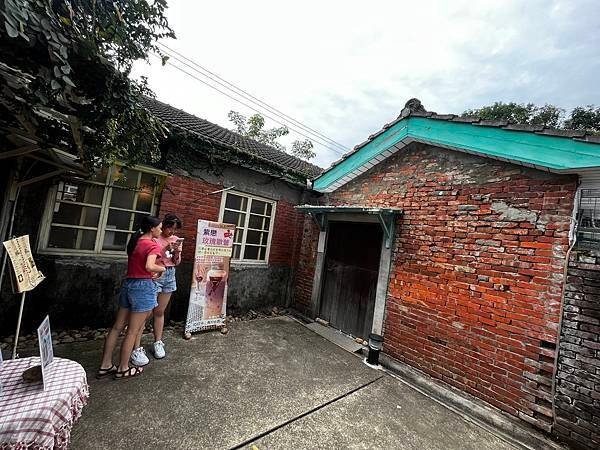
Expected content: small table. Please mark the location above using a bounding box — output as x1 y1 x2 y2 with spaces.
0 357 89 450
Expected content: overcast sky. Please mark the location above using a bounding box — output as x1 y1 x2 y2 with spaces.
132 0 600 168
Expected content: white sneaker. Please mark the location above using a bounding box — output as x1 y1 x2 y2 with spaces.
153 340 165 359
130 347 149 366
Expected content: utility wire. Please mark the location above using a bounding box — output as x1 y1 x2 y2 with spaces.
158 42 349 151
154 50 345 154
150 52 346 155
158 43 349 152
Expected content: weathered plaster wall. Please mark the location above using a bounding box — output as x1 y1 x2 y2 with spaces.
553 248 600 449
293 143 577 432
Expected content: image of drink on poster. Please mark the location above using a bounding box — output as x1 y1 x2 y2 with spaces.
185 220 234 333
37 315 54 390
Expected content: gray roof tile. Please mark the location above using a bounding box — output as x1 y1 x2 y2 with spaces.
142 97 322 179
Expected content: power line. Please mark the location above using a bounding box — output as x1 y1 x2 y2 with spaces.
156 44 350 153
150 52 346 155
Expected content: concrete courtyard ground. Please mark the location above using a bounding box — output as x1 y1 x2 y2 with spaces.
55 316 522 450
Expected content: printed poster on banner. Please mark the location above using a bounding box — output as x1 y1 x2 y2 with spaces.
2 235 45 293
37 315 54 390
185 220 235 333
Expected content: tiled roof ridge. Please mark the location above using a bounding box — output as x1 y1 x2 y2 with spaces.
141 96 322 179
322 98 600 174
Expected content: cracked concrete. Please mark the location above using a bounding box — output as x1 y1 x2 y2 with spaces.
52 316 522 450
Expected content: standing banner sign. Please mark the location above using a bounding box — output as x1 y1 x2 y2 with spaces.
37 315 54 390
185 220 235 333
3 235 45 359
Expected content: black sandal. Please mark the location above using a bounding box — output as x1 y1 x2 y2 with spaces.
96 364 117 379
114 366 144 380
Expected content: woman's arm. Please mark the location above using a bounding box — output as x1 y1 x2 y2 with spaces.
173 246 182 266
146 254 166 273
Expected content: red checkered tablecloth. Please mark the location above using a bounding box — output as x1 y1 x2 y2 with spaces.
0 357 89 450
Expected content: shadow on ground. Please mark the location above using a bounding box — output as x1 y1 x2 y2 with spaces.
55 316 516 450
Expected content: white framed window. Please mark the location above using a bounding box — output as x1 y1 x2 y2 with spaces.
218 190 276 263
39 164 165 255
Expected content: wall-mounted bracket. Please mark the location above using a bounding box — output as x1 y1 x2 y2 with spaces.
377 212 396 249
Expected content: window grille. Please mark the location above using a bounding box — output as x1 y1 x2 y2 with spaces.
218 191 276 262
577 189 600 246
41 165 163 254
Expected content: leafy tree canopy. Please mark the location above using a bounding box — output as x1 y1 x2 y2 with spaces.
463 102 600 133
0 0 175 168
228 110 316 160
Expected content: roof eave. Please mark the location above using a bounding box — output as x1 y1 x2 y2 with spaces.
313 116 600 192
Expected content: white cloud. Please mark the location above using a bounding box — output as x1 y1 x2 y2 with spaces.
132 0 600 167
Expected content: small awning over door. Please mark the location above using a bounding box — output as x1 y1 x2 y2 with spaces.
295 205 402 248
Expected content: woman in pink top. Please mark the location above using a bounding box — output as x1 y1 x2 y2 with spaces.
97 216 166 379
131 213 182 363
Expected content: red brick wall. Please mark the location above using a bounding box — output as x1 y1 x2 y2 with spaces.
293 216 320 314
159 174 305 268
158 175 221 261
296 144 578 430
269 200 305 266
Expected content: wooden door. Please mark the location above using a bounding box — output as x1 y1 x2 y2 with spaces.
319 221 382 339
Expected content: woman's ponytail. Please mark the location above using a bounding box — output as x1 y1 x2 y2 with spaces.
126 215 161 255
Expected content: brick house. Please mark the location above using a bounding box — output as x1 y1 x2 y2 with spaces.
293 99 600 447
0 97 320 332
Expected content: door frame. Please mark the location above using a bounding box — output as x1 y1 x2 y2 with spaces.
310 213 394 335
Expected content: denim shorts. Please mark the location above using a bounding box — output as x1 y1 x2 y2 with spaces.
119 278 158 313
155 266 177 294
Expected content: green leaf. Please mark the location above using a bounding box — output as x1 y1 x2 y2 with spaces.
51 79 61 90
62 75 75 87
5 20 19 38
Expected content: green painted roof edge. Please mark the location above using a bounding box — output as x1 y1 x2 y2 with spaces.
313 117 600 191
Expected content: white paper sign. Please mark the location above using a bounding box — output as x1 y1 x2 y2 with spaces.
37 316 54 390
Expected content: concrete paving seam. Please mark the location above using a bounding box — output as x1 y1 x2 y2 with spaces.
228 375 385 450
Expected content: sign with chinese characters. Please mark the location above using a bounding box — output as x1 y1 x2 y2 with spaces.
37 315 54 390
2 235 45 293
185 220 235 333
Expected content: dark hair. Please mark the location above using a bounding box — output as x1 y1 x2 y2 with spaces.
162 213 182 230
126 216 161 255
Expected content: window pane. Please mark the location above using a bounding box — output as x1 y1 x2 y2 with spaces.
106 209 133 231
225 194 247 211
246 230 267 245
137 173 156 213
248 214 270 231
133 212 149 231
250 199 268 215
90 166 109 183
259 247 266 260
223 210 246 228
266 203 272 216
112 167 139 188
48 226 96 250
53 203 100 227
102 230 131 251
243 245 260 260
232 245 241 259
110 188 136 210
57 181 103 205
234 228 243 244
